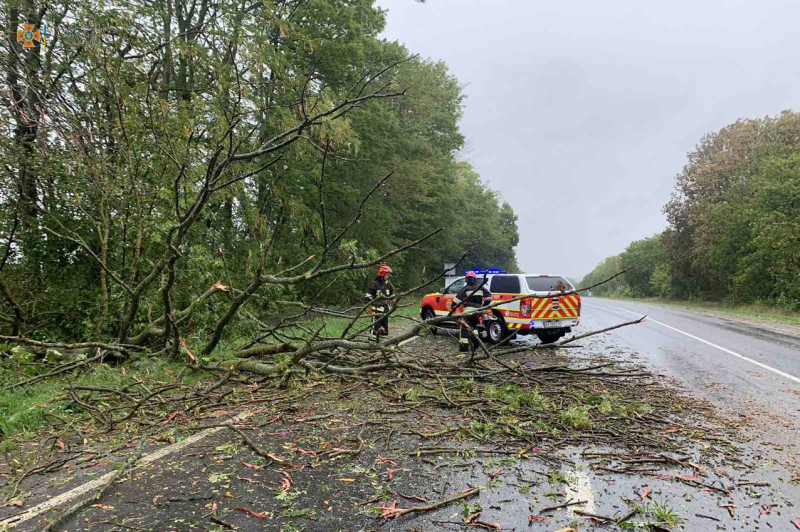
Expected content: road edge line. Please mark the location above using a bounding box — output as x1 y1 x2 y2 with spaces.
398 335 420 347
0 411 253 528
589 301 800 385
2 337 423 527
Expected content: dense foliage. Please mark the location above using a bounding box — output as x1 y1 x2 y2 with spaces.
582 112 800 311
0 0 518 347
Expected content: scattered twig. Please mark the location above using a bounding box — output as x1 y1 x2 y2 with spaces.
380 487 481 519
226 425 296 467
540 499 587 513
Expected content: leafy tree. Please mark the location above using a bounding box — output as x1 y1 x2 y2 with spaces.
0 0 520 349
736 154 800 309
619 235 665 298
583 111 800 310
580 255 625 297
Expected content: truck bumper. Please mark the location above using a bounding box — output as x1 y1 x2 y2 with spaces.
508 318 579 334
528 318 579 329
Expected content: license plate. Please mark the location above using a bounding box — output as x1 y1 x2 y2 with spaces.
543 320 560 328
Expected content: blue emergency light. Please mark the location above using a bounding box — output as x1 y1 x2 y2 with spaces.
466 269 506 275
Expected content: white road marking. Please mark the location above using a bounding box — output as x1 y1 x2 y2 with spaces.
398 335 420 347
3 335 417 528
587 301 800 385
566 468 595 515
0 411 253 528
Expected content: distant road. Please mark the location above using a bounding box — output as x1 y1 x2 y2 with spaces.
581 298 800 451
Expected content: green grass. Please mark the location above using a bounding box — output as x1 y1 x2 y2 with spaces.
467 420 497 440
260 304 420 341
558 405 592 429
647 500 683 527
0 305 416 443
195 303 421 364
302 315 373 338
461 501 482 517
485 384 550 412
650 501 681 526
619 500 683 529
599 296 800 326
0 356 210 440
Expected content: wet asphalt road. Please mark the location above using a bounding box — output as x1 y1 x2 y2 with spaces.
581 298 800 454
5 303 799 531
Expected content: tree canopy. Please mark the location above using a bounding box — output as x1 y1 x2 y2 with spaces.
582 111 800 311
0 0 519 348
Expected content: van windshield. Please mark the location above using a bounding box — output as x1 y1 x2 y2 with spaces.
525 276 573 292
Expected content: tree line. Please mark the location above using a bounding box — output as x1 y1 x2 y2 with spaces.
582 111 800 311
0 0 518 349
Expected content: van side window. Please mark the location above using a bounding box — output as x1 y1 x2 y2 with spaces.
490 275 520 293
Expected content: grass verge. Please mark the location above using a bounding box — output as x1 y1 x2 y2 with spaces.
0 357 212 444
0 306 422 443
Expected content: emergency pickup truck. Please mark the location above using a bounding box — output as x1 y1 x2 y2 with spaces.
420 273 581 344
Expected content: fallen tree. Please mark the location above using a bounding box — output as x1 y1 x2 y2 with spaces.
0 0 646 440
0 256 641 391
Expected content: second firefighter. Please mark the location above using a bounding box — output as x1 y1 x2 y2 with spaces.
451 271 493 351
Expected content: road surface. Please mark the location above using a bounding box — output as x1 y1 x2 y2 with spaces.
582 297 800 458
3 301 798 531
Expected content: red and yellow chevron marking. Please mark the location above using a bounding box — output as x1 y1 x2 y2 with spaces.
530 297 549 318
530 294 581 319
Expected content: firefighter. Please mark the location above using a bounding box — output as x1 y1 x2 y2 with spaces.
451 271 493 352
365 263 396 337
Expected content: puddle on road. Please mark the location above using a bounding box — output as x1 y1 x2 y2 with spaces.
407 442 800 531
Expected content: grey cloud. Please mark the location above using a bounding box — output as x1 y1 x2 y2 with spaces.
377 0 800 277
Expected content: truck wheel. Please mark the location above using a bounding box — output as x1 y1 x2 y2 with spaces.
536 332 562 344
421 307 437 336
487 319 506 344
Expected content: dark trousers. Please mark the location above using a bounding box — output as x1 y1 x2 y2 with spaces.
459 314 480 346
371 306 390 336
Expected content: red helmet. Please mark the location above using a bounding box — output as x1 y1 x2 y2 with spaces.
465 271 478 279
378 264 393 277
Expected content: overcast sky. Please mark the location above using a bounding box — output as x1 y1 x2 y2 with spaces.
376 0 800 278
